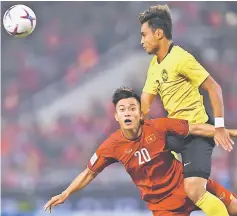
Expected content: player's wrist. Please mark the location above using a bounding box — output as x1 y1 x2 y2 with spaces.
62 190 70 198
214 117 225 128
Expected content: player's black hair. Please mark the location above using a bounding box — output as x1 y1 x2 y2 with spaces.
112 87 141 107
139 4 172 40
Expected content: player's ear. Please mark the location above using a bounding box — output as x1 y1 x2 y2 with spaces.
140 111 144 121
114 112 119 122
154 28 164 40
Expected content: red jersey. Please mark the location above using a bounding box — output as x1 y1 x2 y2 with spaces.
87 118 189 210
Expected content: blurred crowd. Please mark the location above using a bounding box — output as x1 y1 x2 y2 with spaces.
1 1 237 192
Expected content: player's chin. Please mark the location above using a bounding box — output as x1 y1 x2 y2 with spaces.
145 49 153 55
123 123 135 130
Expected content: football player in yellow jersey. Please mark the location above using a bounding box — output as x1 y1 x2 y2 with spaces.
139 4 237 216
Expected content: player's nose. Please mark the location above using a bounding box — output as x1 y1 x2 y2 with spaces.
124 112 131 117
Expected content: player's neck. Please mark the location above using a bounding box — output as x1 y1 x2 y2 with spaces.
155 40 173 63
121 126 142 141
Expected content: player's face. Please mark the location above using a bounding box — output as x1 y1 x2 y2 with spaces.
115 98 143 130
141 22 160 55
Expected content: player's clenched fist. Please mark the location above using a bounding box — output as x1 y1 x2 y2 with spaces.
44 192 68 213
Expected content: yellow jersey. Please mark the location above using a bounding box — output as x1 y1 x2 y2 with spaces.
143 45 209 124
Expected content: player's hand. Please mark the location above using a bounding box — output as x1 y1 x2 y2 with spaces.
44 192 68 213
214 127 234 152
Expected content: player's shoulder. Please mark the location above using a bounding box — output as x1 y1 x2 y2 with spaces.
103 130 121 145
143 118 167 131
172 45 194 59
95 131 120 156
173 45 198 64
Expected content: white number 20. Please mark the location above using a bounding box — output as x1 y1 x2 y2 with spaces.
134 148 151 165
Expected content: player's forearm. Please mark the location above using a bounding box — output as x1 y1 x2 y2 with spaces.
141 104 150 119
189 123 215 137
189 124 237 138
227 129 237 137
141 92 155 119
207 82 224 118
63 168 97 197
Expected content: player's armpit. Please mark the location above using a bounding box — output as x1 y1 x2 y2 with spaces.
141 92 156 119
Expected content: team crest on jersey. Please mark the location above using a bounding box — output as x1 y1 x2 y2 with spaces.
90 153 98 166
162 69 168 82
145 134 156 144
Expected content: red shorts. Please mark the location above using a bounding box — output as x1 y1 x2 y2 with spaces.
149 179 235 216
152 211 190 216
149 182 196 216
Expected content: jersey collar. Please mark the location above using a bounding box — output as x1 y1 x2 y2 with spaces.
157 42 174 64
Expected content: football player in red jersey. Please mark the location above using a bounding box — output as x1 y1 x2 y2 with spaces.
44 88 237 216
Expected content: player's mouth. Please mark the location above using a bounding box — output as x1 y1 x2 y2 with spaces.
124 119 132 125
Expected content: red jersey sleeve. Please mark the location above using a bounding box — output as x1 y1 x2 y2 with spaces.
151 118 189 137
87 136 118 173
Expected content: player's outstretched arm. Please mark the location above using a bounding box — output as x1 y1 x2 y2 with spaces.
189 123 236 151
200 76 234 152
44 168 97 213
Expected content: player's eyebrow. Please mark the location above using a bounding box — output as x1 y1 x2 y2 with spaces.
119 104 137 107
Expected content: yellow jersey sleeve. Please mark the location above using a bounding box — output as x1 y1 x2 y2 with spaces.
178 54 209 87
143 57 157 95
143 74 157 95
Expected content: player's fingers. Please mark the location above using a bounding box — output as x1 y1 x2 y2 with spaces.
52 199 64 206
215 138 227 151
218 136 231 151
44 205 51 214
44 202 51 211
228 136 234 145
214 138 219 147
223 138 233 152
225 137 234 152
44 198 57 211
223 133 233 151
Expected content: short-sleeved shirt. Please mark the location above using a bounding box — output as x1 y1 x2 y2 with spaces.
88 118 189 209
143 45 209 123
